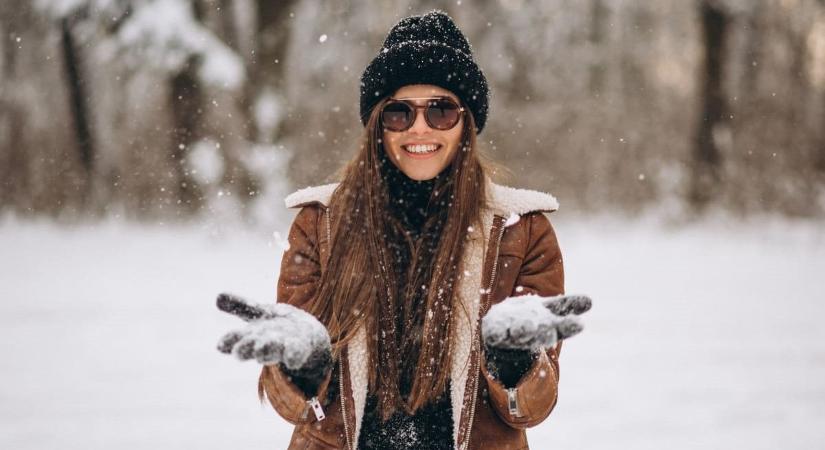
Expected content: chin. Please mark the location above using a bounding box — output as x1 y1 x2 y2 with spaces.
399 166 441 181
387 147 455 180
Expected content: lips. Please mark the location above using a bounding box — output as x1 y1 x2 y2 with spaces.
402 143 442 154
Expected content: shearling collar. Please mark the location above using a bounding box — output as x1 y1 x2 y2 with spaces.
283 177 559 216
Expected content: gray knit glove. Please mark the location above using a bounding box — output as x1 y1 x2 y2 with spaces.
482 294 592 351
482 294 591 387
216 293 332 396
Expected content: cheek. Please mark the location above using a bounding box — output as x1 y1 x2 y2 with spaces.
444 128 464 159
382 132 402 158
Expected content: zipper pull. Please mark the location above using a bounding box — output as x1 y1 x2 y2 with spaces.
507 387 522 417
307 396 326 421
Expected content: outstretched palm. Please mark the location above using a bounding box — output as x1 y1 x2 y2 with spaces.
482 294 592 351
216 293 331 372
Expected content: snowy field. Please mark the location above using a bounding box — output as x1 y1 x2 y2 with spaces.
1 212 824 450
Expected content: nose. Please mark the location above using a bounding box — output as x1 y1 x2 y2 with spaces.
408 108 431 134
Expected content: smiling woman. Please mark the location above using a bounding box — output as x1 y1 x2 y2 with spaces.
216 9 591 450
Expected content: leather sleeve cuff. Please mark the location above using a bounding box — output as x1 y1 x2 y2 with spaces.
484 345 538 388
279 349 333 398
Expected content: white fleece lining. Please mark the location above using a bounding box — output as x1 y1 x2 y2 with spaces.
348 326 368 445
485 182 559 216
284 182 338 208
347 211 490 449
449 208 492 448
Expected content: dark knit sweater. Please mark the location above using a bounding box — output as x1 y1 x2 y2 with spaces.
357 159 452 450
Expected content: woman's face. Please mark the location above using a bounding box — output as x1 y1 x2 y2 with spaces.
381 84 465 181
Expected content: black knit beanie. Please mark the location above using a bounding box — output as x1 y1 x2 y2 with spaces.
359 9 490 135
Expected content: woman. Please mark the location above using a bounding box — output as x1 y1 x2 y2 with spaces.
217 10 591 450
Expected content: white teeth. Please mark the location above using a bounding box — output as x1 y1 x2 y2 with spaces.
404 144 440 154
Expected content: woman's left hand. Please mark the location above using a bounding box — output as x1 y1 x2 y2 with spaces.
481 294 592 351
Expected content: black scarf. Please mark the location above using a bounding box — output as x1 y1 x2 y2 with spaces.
355 153 455 450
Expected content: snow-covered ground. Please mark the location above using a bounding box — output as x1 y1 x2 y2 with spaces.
1 213 823 449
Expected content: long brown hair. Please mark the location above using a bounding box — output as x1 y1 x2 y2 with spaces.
307 95 491 419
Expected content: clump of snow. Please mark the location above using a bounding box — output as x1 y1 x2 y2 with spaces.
105 0 245 89
187 139 225 186
34 0 87 18
232 303 331 371
504 211 520 227
272 231 290 252
35 0 120 20
242 143 292 230
253 89 285 142
482 294 575 350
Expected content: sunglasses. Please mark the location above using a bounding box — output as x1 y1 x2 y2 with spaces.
380 96 465 132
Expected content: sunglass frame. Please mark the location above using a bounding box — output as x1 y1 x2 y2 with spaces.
380 96 466 132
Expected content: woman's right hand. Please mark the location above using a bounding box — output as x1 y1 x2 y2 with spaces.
216 293 332 374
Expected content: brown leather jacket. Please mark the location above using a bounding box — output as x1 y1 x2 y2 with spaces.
258 179 565 450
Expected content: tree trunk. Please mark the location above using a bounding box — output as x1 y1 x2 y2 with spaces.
588 0 608 95
690 0 730 211
170 56 204 213
60 15 95 204
741 0 764 94
242 0 299 144
818 92 825 176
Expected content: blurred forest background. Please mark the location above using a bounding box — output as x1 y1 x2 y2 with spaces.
2 0 825 226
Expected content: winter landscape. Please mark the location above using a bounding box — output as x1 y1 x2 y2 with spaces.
3 0 825 448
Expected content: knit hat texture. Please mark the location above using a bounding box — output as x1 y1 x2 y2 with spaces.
359 10 490 134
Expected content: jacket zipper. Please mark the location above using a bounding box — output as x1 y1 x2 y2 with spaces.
327 206 357 450
506 387 521 417
325 206 332 249
301 396 326 421
339 357 353 450
461 217 506 450
326 206 353 450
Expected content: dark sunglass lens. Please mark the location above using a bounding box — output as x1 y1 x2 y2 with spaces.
426 99 460 130
382 102 412 131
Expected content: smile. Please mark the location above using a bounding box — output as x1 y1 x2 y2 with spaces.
402 144 442 159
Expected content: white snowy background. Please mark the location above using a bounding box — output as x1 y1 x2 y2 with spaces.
1 211 823 450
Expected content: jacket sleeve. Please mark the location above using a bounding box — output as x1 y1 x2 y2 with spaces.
481 211 565 429
257 205 334 425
